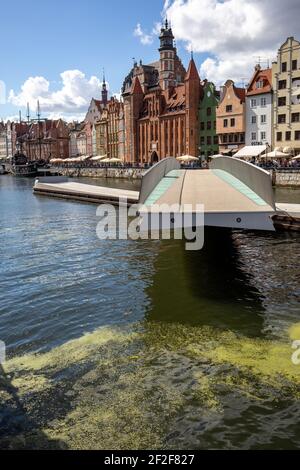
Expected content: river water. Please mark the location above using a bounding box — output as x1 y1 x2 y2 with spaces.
0 175 300 450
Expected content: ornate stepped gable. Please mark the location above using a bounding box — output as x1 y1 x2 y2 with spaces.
122 20 202 163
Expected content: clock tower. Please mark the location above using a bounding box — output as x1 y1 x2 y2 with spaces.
159 19 177 90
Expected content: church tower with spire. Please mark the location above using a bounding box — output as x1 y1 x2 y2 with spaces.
159 19 176 90
158 19 186 90
101 71 108 107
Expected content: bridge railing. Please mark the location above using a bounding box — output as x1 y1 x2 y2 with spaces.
210 156 276 209
139 157 180 204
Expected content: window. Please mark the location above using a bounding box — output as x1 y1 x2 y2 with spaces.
251 132 257 141
292 113 300 123
200 122 205 130
278 114 286 124
240 134 245 143
295 131 300 140
256 80 264 89
226 105 232 113
261 97 267 107
282 62 287 72
207 107 212 116
207 121 212 130
261 132 266 141
207 136 212 145
224 119 228 128
261 115 267 124
286 131 291 141
277 132 282 141
278 80 287 90
223 135 228 143
230 118 235 127
292 60 297 71
278 97 286 106
213 136 218 145
200 136 205 145
229 134 233 143
251 99 257 108
251 116 257 124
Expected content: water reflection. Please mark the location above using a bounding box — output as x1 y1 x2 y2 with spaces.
146 229 265 336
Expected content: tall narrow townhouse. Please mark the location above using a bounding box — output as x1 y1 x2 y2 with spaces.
246 65 273 148
216 80 246 154
272 37 300 154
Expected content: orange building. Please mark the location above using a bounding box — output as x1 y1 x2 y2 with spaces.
216 80 246 154
122 20 202 164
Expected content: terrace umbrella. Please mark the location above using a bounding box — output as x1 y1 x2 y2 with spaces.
176 155 199 162
292 155 300 160
260 150 290 159
91 155 107 161
109 158 123 163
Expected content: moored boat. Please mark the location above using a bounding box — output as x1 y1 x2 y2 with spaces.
10 153 37 177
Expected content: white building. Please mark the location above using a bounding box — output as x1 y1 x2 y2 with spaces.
246 66 273 148
0 121 13 159
69 124 87 157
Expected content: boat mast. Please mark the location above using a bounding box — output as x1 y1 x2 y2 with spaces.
37 100 42 161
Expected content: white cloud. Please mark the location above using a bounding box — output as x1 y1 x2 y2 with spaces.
162 0 300 85
134 23 154 45
8 70 103 115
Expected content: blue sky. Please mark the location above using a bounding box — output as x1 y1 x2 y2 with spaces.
1 0 298 121
0 0 199 120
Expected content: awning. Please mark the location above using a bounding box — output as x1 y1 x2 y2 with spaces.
234 145 267 159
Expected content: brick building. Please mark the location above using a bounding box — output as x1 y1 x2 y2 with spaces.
122 20 202 164
216 80 246 154
94 97 125 159
11 119 69 161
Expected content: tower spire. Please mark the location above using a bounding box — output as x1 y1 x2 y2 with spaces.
27 102 30 123
101 68 108 106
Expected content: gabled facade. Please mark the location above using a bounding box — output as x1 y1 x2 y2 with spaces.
272 36 300 153
246 65 273 147
69 122 86 157
216 80 246 154
23 119 69 161
199 81 220 159
122 21 202 163
94 97 125 159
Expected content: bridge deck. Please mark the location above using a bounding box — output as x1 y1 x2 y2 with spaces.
34 181 139 205
144 169 274 213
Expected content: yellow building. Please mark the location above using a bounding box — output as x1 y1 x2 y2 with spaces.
272 37 300 154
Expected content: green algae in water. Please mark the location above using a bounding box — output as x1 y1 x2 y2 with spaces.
2 322 300 450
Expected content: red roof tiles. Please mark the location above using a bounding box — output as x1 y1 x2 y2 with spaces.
247 68 272 96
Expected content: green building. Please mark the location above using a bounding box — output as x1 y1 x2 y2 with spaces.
199 81 220 160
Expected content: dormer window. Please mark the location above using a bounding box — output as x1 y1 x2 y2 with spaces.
256 80 264 89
